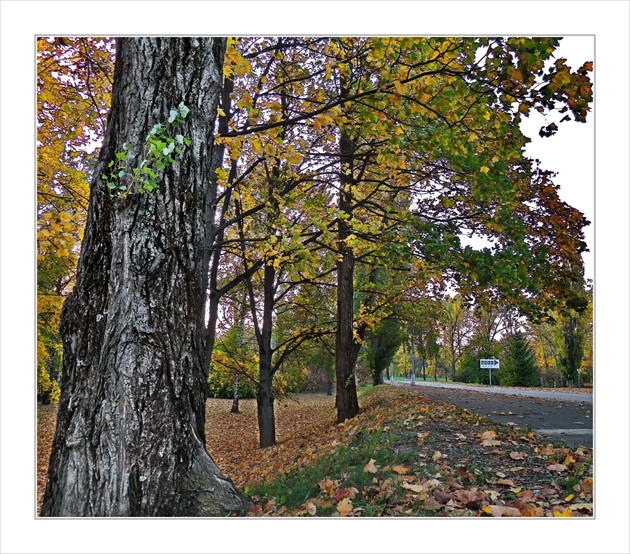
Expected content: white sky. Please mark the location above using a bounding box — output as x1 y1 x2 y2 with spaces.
1 2 628 554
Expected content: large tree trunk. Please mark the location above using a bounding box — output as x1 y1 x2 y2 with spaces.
41 37 250 517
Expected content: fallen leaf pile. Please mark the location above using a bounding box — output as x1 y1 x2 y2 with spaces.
37 403 58 513
36 386 594 517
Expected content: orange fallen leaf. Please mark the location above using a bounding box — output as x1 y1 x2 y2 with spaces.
422 496 442 510
337 497 353 516
579 477 593 494
483 505 522 517
334 486 359 502
432 451 443 461
453 489 486 506
317 477 337 496
539 444 555 455
363 458 378 474
519 505 544 517
480 430 497 441
509 451 526 460
392 464 410 475
497 479 517 487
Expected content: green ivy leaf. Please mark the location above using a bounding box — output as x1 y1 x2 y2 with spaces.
178 102 190 118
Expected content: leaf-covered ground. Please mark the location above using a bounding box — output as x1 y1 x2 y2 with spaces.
37 386 593 517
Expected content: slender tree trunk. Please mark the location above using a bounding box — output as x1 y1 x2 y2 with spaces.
257 264 277 447
410 336 416 385
41 38 250 517
231 309 245 414
203 78 234 373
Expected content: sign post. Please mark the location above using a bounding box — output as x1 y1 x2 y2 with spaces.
480 359 500 385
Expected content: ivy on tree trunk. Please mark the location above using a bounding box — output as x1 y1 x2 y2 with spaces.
41 37 250 517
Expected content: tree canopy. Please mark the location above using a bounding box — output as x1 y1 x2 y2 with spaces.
37 35 593 456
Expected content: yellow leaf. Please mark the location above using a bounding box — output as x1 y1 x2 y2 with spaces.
480 166 490 174
216 107 226 117
392 465 410 475
565 494 575 502
553 507 572 517
402 482 427 494
363 458 378 474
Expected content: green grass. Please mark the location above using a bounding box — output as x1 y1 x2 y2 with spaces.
245 427 414 513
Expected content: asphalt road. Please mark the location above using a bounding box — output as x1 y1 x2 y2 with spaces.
393 381 593 449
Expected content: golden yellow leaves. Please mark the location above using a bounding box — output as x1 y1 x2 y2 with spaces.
38 212 81 260
223 39 251 78
479 166 490 174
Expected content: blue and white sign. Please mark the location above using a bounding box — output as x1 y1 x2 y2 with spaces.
480 359 500 369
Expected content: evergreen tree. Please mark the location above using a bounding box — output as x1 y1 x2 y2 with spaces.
500 332 540 387
365 318 404 385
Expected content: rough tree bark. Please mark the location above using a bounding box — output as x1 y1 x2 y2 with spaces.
41 37 250 517
335 127 361 423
